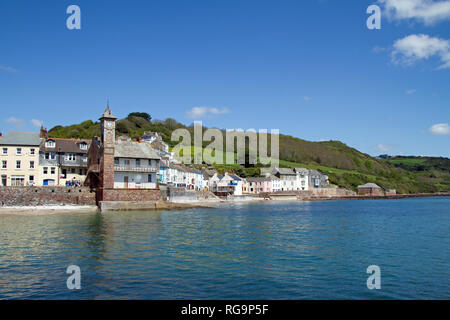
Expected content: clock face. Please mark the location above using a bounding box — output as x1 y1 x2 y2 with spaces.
106 121 113 128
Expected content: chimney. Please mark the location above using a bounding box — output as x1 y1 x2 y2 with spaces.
40 125 48 139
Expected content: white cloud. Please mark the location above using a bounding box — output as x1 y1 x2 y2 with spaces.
186 106 230 119
392 34 450 69
31 119 44 128
373 144 391 153
303 96 312 102
379 0 450 25
0 65 17 73
429 123 450 135
373 46 388 53
5 117 24 128
406 89 417 94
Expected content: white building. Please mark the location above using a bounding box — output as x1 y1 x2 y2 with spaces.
214 172 244 196
294 168 310 191
268 174 281 192
141 132 169 153
113 140 160 189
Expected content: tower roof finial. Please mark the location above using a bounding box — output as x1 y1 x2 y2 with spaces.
99 100 117 120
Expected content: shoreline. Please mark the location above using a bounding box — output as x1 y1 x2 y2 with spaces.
1 193 449 215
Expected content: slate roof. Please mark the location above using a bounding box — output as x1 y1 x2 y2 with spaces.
0 131 41 146
40 138 90 153
246 177 271 183
114 140 160 159
358 183 381 189
276 168 296 175
228 174 242 181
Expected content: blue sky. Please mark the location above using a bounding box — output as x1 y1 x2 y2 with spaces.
1 0 449 157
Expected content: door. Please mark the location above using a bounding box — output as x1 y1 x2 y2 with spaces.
124 176 129 188
1 175 7 186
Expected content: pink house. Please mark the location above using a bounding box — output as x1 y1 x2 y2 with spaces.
245 177 272 194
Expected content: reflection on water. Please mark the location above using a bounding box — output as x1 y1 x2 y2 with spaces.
0 198 449 299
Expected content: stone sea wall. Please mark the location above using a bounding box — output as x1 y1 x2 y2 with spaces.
0 186 96 206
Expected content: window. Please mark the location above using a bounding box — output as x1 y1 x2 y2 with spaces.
16 148 22 155
79 143 88 150
136 159 141 166
79 169 83 175
114 158 119 165
29 175 34 181
148 174 152 183
30 148 35 155
71 168 75 174
1 175 6 186
45 153 56 160
2 148 7 155
45 140 55 148
65 153 76 161
43 167 48 174
11 176 24 186
16 160 21 169
51 167 56 174
2 161 6 169
124 159 130 166
30 161 34 169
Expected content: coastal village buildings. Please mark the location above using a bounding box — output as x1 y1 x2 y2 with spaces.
0 131 41 186
38 128 90 186
272 167 297 191
357 183 383 196
166 163 205 190
141 132 169 153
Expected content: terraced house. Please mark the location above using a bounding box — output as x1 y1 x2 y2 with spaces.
0 131 41 186
38 127 90 186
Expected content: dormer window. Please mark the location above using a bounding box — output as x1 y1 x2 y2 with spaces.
79 143 88 150
45 140 55 148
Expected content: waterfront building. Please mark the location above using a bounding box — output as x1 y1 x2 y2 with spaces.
294 168 310 190
269 174 282 192
208 173 224 193
244 177 272 194
308 169 329 189
357 183 383 196
215 173 244 196
271 167 297 191
158 159 169 184
0 131 41 186
86 107 161 203
38 130 90 186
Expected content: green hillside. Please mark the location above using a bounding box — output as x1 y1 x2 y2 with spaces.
48 113 450 194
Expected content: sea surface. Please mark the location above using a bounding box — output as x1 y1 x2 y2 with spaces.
0 198 449 299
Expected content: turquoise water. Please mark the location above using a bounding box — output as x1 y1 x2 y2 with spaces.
0 198 449 299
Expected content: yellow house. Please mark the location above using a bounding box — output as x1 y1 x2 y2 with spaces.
0 131 42 186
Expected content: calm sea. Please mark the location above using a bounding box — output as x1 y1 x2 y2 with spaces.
0 198 449 299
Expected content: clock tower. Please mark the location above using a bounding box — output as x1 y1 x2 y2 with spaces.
99 106 117 192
